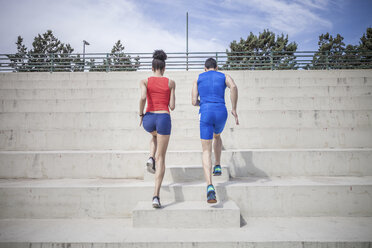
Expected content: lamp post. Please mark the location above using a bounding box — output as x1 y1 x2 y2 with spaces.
83 40 90 71
186 12 188 71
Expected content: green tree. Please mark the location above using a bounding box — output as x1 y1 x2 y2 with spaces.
72 54 84 72
87 58 108 72
110 40 139 71
8 30 94 72
28 30 75 72
359 27 372 50
7 36 29 72
224 29 298 70
343 44 361 69
359 27 372 68
111 40 131 71
311 33 346 69
88 40 140 72
57 43 74 72
310 29 372 70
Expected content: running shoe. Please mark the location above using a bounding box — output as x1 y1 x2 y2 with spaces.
146 157 155 174
213 165 222 176
152 196 161 208
207 184 217 203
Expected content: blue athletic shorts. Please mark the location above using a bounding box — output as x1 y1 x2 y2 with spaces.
143 112 172 135
199 103 228 140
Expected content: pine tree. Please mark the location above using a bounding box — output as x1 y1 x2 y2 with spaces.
359 27 372 50
88 40 140 72
359 27 372 67
7 36 29 72
72 54 84 72
224 29 297 70
311 33 346 69
309 28 372 70
27 30 75 72
110 40 138 71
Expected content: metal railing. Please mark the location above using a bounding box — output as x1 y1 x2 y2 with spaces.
0 51 371 72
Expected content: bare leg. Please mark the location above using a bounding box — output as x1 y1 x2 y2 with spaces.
213 133 222 166
154 134 170 197
149 132 157 158
201 139 213 185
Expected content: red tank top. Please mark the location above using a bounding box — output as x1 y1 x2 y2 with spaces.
146 77 170 112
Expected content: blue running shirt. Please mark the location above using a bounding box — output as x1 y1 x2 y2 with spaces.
197 70 226 108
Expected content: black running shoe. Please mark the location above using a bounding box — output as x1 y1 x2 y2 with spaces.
146 157 155 174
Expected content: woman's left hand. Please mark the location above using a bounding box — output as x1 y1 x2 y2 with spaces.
139 116 143 127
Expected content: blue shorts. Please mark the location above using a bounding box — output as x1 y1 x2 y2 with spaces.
143 112 172 135
199 103 228 140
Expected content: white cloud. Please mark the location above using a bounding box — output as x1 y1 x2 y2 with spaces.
221 0 333 37
295 0 329 10
0 0 342 54
0 0 225 54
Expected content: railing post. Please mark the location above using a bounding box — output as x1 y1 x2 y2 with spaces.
50 53 54 73
106 53 110 72
186 52 189 71
216 52 218 68
325 51 329 70
270 51 274 70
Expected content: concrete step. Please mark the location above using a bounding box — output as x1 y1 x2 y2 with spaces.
132 200 240 228
0 177 371 218
183 85 372 102
0 88 142 99
2 77 372 90
0 217 371 247
237 85 372 97
1 96 371 112
1 110 371 130
1 70 371 87
0 71 193 81
1 127 371 150
144 165 230 183
243 76 372 87
0 71 191 83
1 149 371 179
1 80 371 96
1 86 371 100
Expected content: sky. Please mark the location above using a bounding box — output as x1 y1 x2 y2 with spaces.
0 0 371 54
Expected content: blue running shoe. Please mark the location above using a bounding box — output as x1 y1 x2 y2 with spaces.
207 184 217 203
213 165 222 176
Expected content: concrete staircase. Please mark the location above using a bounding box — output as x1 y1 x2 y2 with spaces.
0 70 372 247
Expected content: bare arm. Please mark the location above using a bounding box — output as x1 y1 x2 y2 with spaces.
139 79 147 126
169 79 176 111
225 74 239 125
191 79 200 106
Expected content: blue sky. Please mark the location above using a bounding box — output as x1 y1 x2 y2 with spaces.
0 0 371 54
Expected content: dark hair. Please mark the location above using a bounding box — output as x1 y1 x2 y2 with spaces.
152 50 167 71
205 57 217 69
